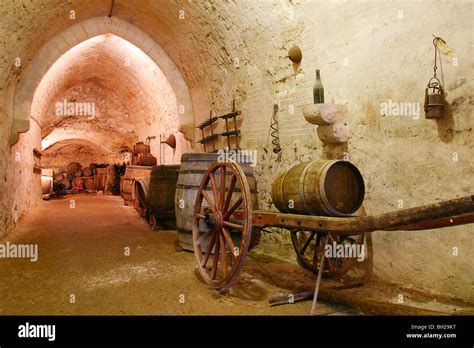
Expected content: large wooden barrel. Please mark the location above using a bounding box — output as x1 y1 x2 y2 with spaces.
175 153 258 251
271 160 365 217
121 165 152 206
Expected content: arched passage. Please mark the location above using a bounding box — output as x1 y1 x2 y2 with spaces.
41 138 120 170
10 16 195 145
30 32 188 168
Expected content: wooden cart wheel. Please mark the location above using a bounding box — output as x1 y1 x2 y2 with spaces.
192 160 253 290
290 230 362 278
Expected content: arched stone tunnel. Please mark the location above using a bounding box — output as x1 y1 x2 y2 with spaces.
0 0 472 317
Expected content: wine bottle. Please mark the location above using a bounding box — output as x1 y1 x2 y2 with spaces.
313 69 324 104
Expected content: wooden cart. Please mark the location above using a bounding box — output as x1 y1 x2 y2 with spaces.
191 160 474 312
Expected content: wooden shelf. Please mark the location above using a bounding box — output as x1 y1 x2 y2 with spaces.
220 130 241 137
196 133 219 144
219 111 241 120
196 117 219 130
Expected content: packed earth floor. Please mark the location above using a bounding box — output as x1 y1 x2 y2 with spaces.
0 194 356 315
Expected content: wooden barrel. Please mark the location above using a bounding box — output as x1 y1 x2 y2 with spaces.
82 167 93 177
94 168 107 192
137 153 157 166
121 165 152 206
133 142 150 154
53 172 64 181
175 153 258 251
271 160 365 217
67 162 82 173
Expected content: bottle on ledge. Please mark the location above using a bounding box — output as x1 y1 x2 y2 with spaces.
313 69 324 104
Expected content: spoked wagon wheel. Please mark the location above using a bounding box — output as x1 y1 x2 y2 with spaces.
290 230 363 278
192 160 253 291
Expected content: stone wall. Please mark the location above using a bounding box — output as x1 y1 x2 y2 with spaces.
240 1 473 301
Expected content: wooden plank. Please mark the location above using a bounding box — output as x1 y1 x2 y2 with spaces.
245 196 474 234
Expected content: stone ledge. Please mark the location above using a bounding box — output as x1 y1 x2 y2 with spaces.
302 103 349 144
303 103 347 125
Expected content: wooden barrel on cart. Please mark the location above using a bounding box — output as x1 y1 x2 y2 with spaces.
175 153 259 251
271 160 365 217
121 165 152 206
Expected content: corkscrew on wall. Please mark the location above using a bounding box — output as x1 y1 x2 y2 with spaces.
270 103 281 154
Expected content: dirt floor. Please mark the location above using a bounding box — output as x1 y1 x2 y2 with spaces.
0 194 356 315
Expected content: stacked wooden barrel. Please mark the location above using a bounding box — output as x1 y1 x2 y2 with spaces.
52 162 99 193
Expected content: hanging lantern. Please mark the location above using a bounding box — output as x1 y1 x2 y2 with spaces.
424 36 448 119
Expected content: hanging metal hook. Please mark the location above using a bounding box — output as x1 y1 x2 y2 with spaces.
428 35 445 93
